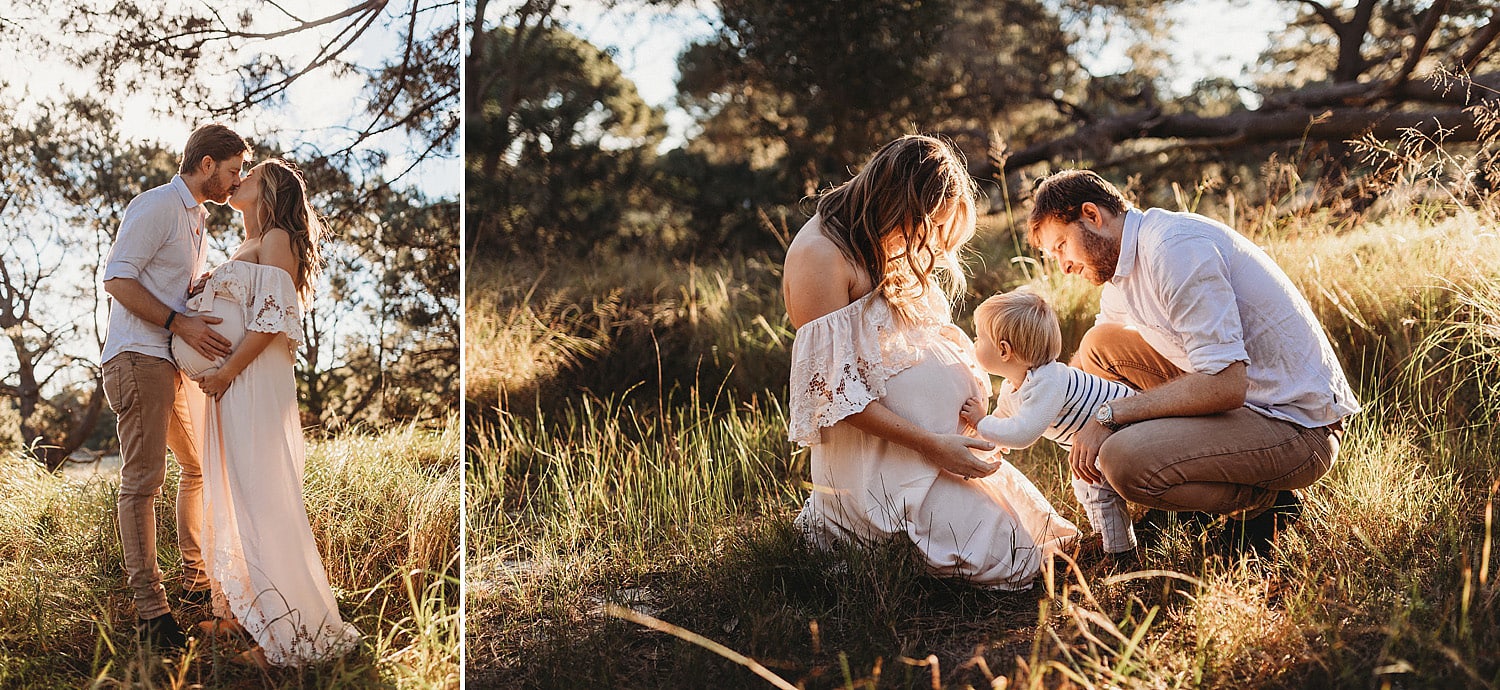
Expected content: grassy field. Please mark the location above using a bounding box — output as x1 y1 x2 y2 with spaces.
0 417 461 689
467 203 1500 688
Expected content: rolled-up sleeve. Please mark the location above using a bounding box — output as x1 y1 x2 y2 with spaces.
104 195 170 282
1151 235 1249 374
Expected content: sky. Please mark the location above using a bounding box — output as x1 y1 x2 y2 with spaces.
556 0 1298 150
2 0 459 198
0 1 460 391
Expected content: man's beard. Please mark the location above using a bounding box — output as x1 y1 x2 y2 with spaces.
1077 224 1120 285
203 175 234 204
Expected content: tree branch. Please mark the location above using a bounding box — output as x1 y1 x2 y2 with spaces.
1458 8 1500 73
143 1 385 45
347 0 422 143
1334 0 1379 82
465 0 493 119
1379 0 1451 96
1295 0 1344 33
1262 69 1500 109
1048 95 1091 123
212 8 386 114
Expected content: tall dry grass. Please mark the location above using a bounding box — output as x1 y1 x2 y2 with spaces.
465 253 793 416
467 201 1500 687
0 417 460 689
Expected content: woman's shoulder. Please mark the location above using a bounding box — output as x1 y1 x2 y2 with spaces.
785 215 844 264
254 228 300 277
785 216 868 328
259 226 294 246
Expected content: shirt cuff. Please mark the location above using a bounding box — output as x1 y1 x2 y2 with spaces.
1186 343 1250 375
103 261 141 282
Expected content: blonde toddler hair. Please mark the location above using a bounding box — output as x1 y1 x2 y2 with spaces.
973 291 1063 367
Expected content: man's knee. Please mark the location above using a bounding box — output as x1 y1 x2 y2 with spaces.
1097 431 1162 504
1075 322 1131 378
1074 321 1140 379
118 478 166 499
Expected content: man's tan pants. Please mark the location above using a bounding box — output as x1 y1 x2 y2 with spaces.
102 352 207 620
1074 323 1342 518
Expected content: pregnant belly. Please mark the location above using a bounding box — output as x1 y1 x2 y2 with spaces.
171 296 247 377
881 351 978 434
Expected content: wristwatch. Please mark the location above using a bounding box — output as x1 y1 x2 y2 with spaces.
1095 402 1125 432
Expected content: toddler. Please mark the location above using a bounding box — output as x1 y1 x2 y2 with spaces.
961 291 1137 554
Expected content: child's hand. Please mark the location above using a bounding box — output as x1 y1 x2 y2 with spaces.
960 397 986 427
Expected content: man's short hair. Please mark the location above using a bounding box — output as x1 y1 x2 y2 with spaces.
973 290 1063 366
1026 169 1129 246
179 123 249 175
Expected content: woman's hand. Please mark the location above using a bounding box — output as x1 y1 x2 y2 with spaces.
924 433 1001 480
194 331 277 401
194 368 237 401
842 401 1003 480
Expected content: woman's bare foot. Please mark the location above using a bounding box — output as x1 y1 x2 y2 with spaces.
196 618 248 639
233 646 272 670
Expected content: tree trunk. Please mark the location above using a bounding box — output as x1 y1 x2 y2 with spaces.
37 380 106 472
986 66 1500 178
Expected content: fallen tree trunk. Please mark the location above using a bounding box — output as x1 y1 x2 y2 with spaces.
983 67 1500 179
988 98 1494 177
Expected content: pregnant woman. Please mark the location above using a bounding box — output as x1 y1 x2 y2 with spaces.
784 135 1077 588
173 158 360 666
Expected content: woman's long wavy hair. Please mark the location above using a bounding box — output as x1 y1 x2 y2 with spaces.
251 158 326 304
815 134 978 322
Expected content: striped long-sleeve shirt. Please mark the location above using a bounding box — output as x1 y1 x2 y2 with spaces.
976 361 1136 451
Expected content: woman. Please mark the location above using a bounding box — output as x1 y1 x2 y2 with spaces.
172 158 360 666
784 135 1077 588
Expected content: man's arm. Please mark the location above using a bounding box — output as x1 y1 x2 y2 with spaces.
1107 361 1247 423
104 278 231 359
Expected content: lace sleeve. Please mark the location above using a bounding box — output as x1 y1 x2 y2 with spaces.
786 296 923 446
247 265 305 349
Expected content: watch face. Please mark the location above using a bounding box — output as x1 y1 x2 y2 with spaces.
1096 403 1115 429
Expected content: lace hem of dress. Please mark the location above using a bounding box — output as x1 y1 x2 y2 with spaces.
787 293 948 446
208 543 361 667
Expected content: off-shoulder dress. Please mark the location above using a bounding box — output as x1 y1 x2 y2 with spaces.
175 259 360 666
787 289 1078 589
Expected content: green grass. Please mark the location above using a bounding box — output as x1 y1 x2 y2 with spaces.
468 208 1500 688
0 417 461 689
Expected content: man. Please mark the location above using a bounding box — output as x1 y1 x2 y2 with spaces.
101 123 249 649
1027 169 1360 552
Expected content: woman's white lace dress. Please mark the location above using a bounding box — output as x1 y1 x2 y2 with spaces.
177 260 360 666
788 290 1078 589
